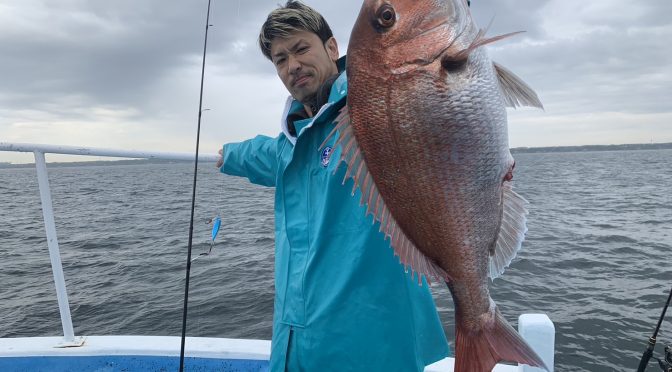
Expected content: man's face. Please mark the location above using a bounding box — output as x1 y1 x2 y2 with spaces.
270 30 339 104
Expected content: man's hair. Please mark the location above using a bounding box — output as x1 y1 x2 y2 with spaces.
258 1 334 60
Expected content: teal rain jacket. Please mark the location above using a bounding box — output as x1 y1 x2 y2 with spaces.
220 58 449 372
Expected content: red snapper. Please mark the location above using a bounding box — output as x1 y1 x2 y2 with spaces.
323 0 547 371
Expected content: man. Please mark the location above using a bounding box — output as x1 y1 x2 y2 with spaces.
216 1 449 371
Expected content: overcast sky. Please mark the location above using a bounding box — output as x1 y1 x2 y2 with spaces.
1 0 670 163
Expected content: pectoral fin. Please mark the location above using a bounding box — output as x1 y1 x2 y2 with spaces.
489 182 529 280
494 62 544 109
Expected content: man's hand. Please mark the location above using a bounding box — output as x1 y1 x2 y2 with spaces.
216 148 223 169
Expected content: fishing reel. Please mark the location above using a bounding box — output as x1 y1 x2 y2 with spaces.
659 344 672 371
654 344 672 372
637 287 672 372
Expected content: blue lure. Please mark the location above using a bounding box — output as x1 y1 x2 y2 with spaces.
210 215 221 243
192 215 221 262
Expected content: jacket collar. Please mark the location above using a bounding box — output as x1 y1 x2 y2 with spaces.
281 56 347 145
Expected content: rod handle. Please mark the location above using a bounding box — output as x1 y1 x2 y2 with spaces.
637 340 655 372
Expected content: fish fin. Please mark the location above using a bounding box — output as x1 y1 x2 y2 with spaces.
448 29 524 63
454 307 548 372
489 182 529 280
320 106 449 285
494 62 544 109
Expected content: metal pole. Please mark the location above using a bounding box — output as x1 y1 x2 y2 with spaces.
33 151 82 346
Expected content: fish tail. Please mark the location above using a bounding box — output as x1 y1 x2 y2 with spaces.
454 308 548 372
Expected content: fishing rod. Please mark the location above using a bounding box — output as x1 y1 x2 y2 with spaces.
637 285 672 372
179 0 213 371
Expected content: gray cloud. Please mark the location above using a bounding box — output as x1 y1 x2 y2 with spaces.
1 1 206 110
489 1 672 116
0 0 670 164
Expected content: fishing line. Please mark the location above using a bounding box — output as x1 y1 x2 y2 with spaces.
179 0 213 371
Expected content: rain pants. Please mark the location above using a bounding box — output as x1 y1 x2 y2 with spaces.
220 58 449 372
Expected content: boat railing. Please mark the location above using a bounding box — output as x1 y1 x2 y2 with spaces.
0 142 217 347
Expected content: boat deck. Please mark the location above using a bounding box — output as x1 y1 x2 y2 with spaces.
0 335 541 371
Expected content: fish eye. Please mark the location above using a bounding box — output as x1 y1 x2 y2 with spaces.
441 55 468 71
376 4 396 29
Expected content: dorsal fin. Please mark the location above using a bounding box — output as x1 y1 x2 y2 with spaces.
494 62 544 109
488 182 529 280
320 106 449 285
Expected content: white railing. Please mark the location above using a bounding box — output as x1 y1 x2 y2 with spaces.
0 142 217 347
0 142 219 162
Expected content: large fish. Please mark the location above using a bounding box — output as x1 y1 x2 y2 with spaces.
322 0 547 371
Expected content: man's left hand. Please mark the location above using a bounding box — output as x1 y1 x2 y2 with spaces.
216 148 223 168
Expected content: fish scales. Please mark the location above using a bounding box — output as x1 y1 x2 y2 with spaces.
351 49 507 272
324 0 548 371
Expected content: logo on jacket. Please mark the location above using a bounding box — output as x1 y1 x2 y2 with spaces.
320 146 333 168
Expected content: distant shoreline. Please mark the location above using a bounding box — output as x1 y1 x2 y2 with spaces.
510 142 672 154
1 142 671 168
